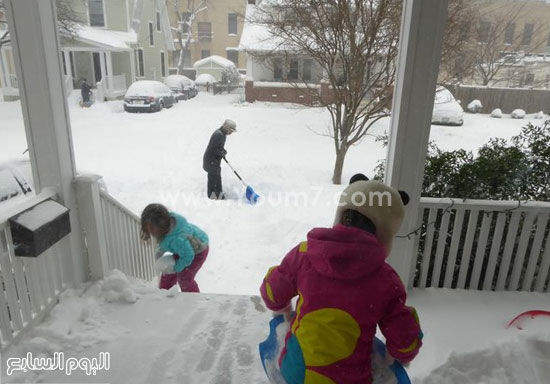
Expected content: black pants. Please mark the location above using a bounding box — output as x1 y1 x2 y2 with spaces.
207 171 224 199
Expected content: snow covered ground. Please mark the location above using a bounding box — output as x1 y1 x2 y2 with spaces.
0 93 544 295
1 94 549 383
1 270 549 383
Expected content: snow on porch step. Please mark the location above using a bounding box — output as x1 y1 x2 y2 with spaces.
2 276 272 384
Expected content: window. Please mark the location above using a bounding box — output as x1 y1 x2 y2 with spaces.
228 13 238 35
161 52 166 77
156 11 161 32
248 0 256 4
181 12 191 34
227 50 239 66
504 23 515 45
137 49 144 77
303 59 313 82
522 23 534 46
478 21 490 43
288 59 299 81
546 32 550 47
198 22 212 40
274 58 283 80
524 72 535 86
201 50 211 59
88 0 105 27
149 22 154 46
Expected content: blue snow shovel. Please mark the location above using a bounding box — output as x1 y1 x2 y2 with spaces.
223 157 260 204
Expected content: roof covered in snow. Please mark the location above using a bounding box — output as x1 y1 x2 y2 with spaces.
193 55 236 69
239 4 286 52
75 25 137 51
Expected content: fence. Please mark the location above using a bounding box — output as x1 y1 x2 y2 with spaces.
75 176 156 282
413 197 550 292
445 84 550 114
245 80 335 105
0 190 66 349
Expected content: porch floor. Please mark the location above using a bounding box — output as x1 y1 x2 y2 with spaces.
2 271 549 384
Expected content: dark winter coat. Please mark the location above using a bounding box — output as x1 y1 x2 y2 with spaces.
203 128 227 173
81 82 91 102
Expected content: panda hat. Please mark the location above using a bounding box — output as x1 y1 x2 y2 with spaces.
334 174 410 254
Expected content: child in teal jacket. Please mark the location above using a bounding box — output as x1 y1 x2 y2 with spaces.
141 204 209 292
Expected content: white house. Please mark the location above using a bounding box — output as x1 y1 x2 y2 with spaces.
0 0 175 101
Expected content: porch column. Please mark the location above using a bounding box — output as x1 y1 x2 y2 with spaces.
4 0 87 285
99 50 107 83
130 49 136 83
63 49 73 79
384 0 448 288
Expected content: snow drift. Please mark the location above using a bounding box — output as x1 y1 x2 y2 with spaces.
418 337 550 384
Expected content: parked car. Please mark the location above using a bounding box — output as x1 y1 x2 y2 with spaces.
124 81 176 113
164 75 198 100
0 160 33 205
0 160 107 206
432 86 464 126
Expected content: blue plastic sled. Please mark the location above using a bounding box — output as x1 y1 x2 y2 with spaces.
259 315 411 384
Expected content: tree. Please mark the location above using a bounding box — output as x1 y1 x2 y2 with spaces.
251 0 401 184
0 0 81 51
169 0 207 75
457 3 547 86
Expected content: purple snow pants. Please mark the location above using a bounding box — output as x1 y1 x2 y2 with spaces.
159 247 209 293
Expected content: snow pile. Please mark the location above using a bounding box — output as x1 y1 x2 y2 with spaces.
155 254 176 274
418 337 550 384
511 109 526 119
98 269 138 303
195 73 217 85
76 25 137 50
467 99 482 113
490 108 502 118
125 81 170 97
13 200 68 230
534 111 545 119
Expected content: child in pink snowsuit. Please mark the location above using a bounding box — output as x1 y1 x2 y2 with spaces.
260 176 423 384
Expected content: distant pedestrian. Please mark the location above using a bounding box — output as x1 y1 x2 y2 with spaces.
206 82 210 93
80 78 92 105
202 119 237 199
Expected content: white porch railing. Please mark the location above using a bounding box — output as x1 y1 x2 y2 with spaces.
412 198 550 292
1 74 19 96
75 176 156 282
0 190 66 349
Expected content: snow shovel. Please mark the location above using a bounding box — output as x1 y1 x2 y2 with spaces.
223 157 260 204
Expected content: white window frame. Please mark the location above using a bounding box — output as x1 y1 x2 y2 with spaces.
87 0 107 29
148 21 155 47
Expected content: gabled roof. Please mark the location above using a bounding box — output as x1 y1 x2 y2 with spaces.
193 55 236 69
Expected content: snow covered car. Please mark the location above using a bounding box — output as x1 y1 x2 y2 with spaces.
0 160 33 205
432 86 464 126
124 81 176 113
164 75 198 101
0 160 107 206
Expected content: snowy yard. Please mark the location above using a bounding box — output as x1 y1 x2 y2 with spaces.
0 93 541 296
1 94 550 383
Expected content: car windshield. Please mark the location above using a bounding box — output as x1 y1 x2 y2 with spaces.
434 89 454 104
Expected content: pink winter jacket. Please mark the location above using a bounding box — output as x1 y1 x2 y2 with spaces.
260 225 422 384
